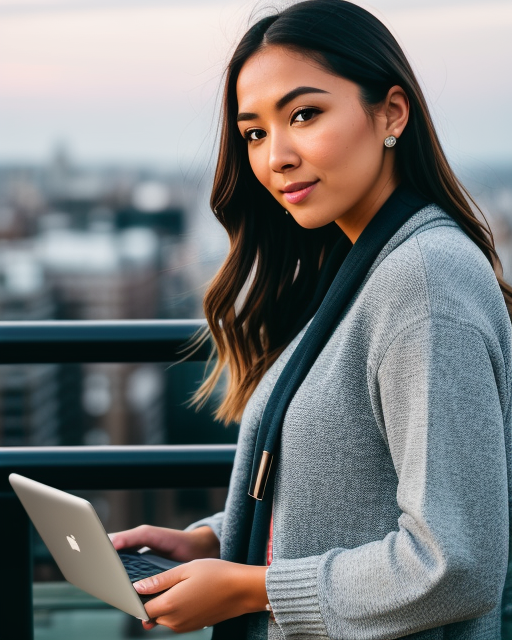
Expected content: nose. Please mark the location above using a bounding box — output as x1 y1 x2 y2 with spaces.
268 131 300 174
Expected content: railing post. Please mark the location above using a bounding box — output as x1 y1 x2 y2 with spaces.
1 493 33 640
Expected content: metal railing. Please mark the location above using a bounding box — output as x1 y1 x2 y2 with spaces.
0 319 210 363
0 320 235 640
1 320 511 639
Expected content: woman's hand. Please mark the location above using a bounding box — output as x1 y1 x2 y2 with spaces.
133 559 268 633
109 525 220 562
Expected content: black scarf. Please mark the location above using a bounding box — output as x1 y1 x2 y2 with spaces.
212 184 430 639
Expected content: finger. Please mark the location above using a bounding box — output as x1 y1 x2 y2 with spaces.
109 531 138 550
134 565 185 596
108 526 153 551
142 619 157 630
133 567 183 595
107 532 122 548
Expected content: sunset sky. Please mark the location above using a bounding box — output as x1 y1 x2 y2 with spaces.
1 0 511 171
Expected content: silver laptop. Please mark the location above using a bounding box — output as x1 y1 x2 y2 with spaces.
9 473 181 621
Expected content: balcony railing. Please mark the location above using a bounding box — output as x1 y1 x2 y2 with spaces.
0 320 511 639
0 320 235 640
0 319 210 363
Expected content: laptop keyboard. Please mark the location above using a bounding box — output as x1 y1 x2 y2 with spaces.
118 552 165 583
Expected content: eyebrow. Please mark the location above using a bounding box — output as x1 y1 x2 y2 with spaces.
237 86 330 122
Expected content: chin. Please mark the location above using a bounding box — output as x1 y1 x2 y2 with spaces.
291 214 332 230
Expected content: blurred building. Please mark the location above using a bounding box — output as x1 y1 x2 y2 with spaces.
34 222 165 451
0 245 53 320
0 246 78 446
460 163 512 282
0 152 233 538
0 168 45 240
36 224 160 320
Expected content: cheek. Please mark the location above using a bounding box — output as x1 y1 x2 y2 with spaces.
248 151 271 189
306 117 378 175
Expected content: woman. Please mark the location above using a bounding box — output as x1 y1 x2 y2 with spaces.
111 1 512 638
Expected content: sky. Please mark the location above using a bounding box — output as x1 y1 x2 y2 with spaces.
0 0 511 172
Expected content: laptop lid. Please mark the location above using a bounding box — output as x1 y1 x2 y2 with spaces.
9 473 149 620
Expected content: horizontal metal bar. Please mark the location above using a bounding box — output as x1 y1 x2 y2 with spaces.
0 319 210 363
0 445 236 492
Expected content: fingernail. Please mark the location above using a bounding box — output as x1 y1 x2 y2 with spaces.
134 581 146 592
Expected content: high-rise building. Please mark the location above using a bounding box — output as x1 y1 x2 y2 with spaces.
0 247 76 446
0 158 231 537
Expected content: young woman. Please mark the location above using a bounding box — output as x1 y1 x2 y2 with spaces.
111 1 512 638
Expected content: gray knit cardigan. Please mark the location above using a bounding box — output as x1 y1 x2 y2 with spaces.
188 204 512 639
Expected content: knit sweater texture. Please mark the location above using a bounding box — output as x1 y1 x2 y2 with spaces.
187 204 512 639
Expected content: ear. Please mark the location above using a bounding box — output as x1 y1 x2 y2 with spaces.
382 85 409 140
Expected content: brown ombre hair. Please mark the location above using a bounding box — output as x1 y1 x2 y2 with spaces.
191 0 512 424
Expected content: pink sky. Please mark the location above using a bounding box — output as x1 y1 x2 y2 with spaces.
1 0 511 167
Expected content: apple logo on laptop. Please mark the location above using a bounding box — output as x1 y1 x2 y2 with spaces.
66 534 80 552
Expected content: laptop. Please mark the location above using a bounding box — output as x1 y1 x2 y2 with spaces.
9 473 181 621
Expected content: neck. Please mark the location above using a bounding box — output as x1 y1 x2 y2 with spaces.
334 174 400 244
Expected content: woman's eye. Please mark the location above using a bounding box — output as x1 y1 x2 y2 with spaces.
292 108 320 124
244 129 266 142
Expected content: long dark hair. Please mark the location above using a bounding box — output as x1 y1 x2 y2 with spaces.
192 0 512 424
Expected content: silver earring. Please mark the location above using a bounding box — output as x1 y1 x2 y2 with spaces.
284 209 289 215
384 135 397 148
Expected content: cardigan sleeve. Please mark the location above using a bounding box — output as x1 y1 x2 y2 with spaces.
184 511 224 542
265 315 510 639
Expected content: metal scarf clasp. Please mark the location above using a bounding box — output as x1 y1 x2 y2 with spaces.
248 451 273 501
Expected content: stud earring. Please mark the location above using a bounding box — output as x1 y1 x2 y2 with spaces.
384 135 397 148
284 209 289 215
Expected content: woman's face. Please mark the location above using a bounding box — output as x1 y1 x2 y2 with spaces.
236 45 408 243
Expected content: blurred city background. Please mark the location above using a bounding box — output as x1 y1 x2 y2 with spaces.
1 0 511 637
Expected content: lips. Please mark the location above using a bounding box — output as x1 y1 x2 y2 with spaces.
281 180 319 205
